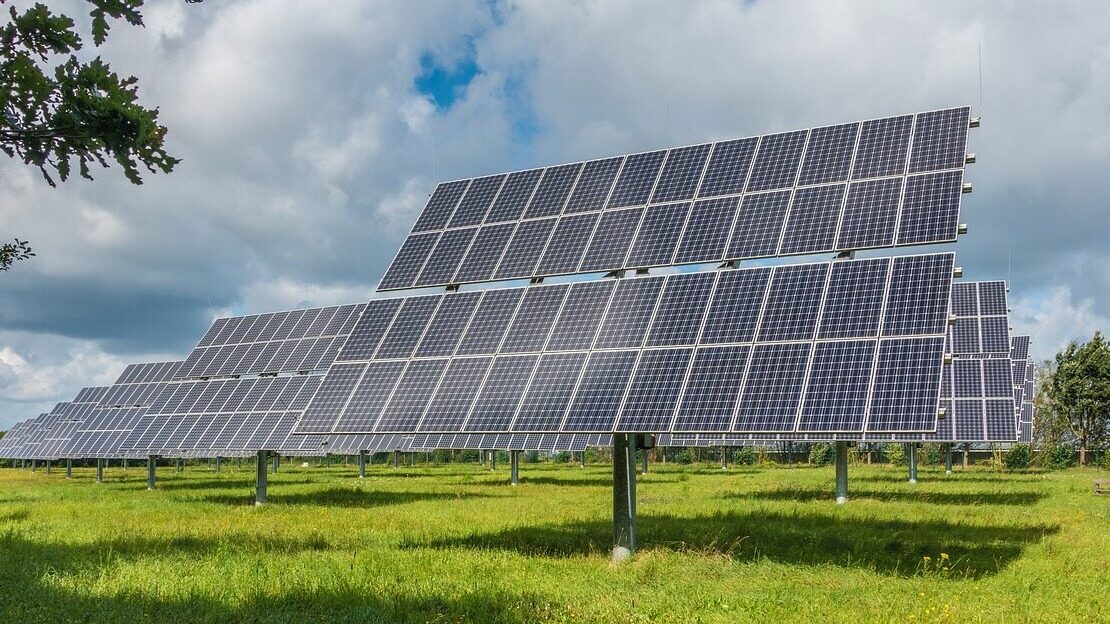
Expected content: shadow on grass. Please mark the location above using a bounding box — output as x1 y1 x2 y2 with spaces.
198 486 496 508
725 486 1045 506
0 532 548 624
410 510 1057 578
855 472 1047 484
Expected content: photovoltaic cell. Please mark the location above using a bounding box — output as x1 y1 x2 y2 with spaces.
798 123 859 186
297 363 365 432
562 350 638 431
412 180 468 232
415 227 476 286
337 300 401 362
756 264 829 342
413 291 482 357
734 343 811 432
881 253 953 337
980 316 1011 354
456 289 524 356
866 337 945 431
835 178 902 249
952 358 983 398
909 107 971 173
500 284 569 353
779 184 846 254
645 273 715 347
525 163 582 218
564 157 623 213
616 348 693 431
672 345 749 432
626 202 690 267
896 170 963 245
951 282 978 316
419 357 493 431
673 197 738 264
608 151 665 208
950 317 980 354
453 223 515 283
726 190 791 258
378 232 437 290
817 258 889 339
797 340 875 432
545 281 615 351
493 218 555 279
978 281 1008 315
464 355 538 431
698 137 758 198
594 277 665 349
700 268 771 344
375 296 441 359
535 213 599 275
448 175 505 227
580 208 644 272
852 115 913 179
746 130 808 192
374 359 447 431
651 144 711 203
511 352 587 431
487 169 543 223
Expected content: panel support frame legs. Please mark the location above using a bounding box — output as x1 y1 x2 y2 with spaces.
907 443 919 484
255 450 268 506
358 451 367 479
147 456 157 490
510 450 520 486
945 444 953 475
392 451 399 468
65 458 72 479
721 447 728 470
612 433 638 561
216 456 221 473
642 450 650 474
272 454 280 474
835 441 849 504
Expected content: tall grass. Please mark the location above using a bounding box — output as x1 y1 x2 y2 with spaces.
0 460 1106 623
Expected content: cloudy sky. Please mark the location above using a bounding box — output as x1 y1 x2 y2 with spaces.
2 0 1108 428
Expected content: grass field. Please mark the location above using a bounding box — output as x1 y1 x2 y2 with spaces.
1 459 1107 623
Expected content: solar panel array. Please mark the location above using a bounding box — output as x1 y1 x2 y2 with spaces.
299 252 954 436
379 107 971 290
1013 335 1036 443
327 433 613 453
177 304 365 380
949 281 1010 355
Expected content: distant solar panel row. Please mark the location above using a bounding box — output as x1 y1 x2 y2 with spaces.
949 281 1010 355
146 375 322 416
114 361 182 385
177 304 366 380
380 107 971 290
299 252 954 436
122 411 326 458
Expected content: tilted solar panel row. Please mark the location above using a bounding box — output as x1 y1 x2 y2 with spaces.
298 252 954 436
114 361 183 385
194 304 365 348
122 411 327 458
379 107 972 291
146 375 322 416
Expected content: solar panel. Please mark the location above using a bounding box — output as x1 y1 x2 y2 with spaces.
304 252 954 436
949 281 1010 355
382 107 973 291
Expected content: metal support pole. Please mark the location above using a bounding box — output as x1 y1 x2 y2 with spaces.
510 450 520 486
721 447 728 470
787 441 794 465
176 458 183 473
392 451 399 468
65 458 72 479
945 444 953 475
908 443 918 484
123 458 127 470
147 456 157 490
358 451 367 479
31 459 37 472
580 451 586 468
216 456 221 473
963 444 969 469
612 433 637 561
255 450 268 505
642 450 650 474
835 441 849 504
96 459 104 482
272 454 280 474
46 460 51 475
490 451 497 470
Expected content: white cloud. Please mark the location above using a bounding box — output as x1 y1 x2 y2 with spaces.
1011 286 1110 361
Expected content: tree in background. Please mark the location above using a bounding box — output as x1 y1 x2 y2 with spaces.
1 0 179 270
1045 332 1110 466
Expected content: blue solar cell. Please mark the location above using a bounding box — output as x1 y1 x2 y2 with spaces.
512 352 588 431
415 227 477 286
757 263 829 342
500 284 570 353
525 163 582 218
412 179 468 232
298 363 366 432
672 345 750 432
977 281 1008 315
909 107 970 173
561 350 638 431
817 258 890 339
379 232 438 290
834 178 902 249
375 295 441 359
701 267 771 344
852 115 913 179
980 316 1011 354
651 144 711 203
985 399 1016 441
580 208 644 272
594 277 665 349
951 282 978 316
726 190 791 258
565 157 623 213
463 355 538 431
950 317 980 354
881 253 953 337
867 337 945 432
626 202 690 267
646 273 716 347
778 184 846 255
608 150 666 208
414 291 482 357
983 359 1013 398
535 213 599 276
419 357 493 432
698 137 758 198
896 170 963 245
746 130 808 192
453 223 515 283
798 123 859 186
616 348 694 431
449 175 505 227
673 197 739 264
733 343 811 432
493 218 555 279
952 399 984 441
374 359 447 431
797 340 876 432
486 169 543 223
456 289 524 356
546 281 615 351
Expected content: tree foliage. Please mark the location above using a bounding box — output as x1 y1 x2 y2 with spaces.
1045 332 1110 465
1 0 178 269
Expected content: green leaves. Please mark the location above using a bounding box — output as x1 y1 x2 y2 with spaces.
1047 332 1110 461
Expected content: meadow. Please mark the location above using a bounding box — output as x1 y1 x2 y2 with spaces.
0 458 1107 623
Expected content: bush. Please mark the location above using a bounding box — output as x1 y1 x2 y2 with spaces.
734 446 757 466
809 443 835 466
1045 444 1074 469
1004 444 1032 470
1100 449 1110 471
884 443 906 466
921 443 944 465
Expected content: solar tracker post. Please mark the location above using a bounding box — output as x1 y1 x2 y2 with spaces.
358 451 367 479
907 444 919 484
721 448 727 470
65 459 72 479
46 461 51 475
255 451 268 505
216 456 221 473
642 450 649 474
510 451 520 486
580 452 586 468
272 455 279 474
176 458 183 473
835 442 849 504
490 451 497 470
945 444 954 474
392 451 399 468
95 459 103 483
147 456 156 490
612 433 638 560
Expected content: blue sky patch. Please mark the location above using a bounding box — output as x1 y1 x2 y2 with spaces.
415 50 480 111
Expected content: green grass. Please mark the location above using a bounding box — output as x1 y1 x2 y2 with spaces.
1 460 1107 623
